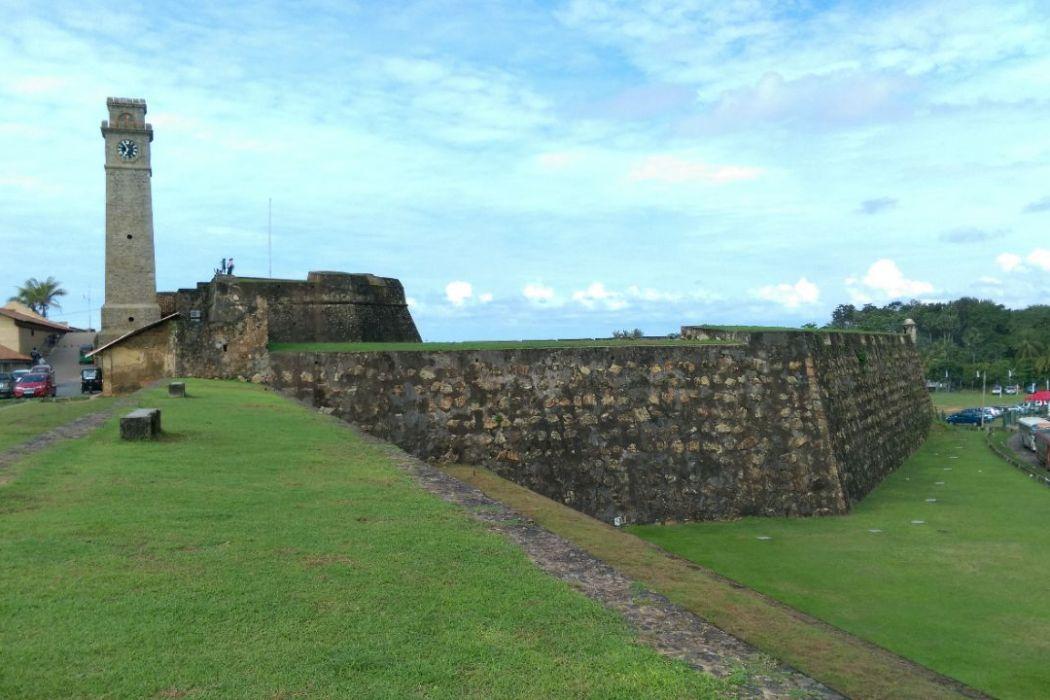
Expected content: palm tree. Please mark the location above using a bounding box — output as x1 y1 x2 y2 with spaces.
9 277 67 318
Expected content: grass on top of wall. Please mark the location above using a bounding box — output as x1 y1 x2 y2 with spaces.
270 338 737 353
630 425 1050 700
0 396 115 452
686 325 900 335
0 379 729 699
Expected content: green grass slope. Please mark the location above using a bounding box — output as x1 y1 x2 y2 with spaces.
632 426 1050 699
0 380 726 699
0 397 115 451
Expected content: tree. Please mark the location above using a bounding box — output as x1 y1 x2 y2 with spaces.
9 277 66 318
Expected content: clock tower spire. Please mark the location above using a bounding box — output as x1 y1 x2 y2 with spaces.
100 97 161 343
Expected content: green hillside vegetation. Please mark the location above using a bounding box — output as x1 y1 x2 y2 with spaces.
631 426 1050 699
0 380 728 698
827 298 1050 387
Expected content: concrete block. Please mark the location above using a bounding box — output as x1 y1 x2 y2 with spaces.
168 382 186 397
120 408 162 440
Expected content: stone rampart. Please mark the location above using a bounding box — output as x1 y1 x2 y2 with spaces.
166 272 420 380
269 332 932 524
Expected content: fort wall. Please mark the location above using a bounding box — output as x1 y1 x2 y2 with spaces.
167 272 420 380
269 331 932 524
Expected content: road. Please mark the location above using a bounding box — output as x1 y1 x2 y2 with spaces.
47 331 98 398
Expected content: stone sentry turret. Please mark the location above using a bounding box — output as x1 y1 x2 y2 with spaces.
100 97 161 343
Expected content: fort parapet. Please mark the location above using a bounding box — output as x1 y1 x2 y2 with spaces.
165 272 420 380
94 271 420 393
270 329 932 524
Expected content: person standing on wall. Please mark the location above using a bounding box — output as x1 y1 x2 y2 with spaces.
219 257 227 275
227 258 235 276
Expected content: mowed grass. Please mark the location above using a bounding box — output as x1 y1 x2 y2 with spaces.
0 397 114 451
631 426 1050 699
270 338 733 353
0 380 728 699
930 390 1025 413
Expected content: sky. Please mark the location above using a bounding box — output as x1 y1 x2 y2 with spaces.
1 0 1048 340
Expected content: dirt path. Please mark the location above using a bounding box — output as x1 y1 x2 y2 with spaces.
349 426 840 699
0 402 126 485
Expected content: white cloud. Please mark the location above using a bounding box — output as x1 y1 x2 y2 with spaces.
688 70 918 132
1026 249 1050 271
629 155 763 184
522 282 556 303
626 285 684 302
754 277 820 309
572 282 627 310
996 252 1024 272
478 292 494 303
847 259 933 301
444 280 473 305
8 76 67 94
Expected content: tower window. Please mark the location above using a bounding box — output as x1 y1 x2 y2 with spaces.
128 317 135 323
126 234 133 240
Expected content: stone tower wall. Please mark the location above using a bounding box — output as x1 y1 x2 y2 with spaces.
168 272 420 380
100 97 161 343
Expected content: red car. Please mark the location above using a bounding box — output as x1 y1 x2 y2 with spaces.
14 372 55 398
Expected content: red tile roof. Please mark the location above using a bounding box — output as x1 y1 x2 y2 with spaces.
0 307 71 333
0 343 32 362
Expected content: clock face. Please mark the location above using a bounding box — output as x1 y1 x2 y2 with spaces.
117 139 139 160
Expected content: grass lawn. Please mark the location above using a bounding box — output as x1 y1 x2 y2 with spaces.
631 425 1050 699
930 390 1025 413
0 397 114 452
0 379 728 698
270 338 733 353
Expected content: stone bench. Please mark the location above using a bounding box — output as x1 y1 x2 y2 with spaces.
168 382 186 397
120 408 162 440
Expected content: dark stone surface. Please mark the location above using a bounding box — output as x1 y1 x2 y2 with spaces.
120 408 161 440
270 332 931 524
168 382 186 397
164 271 420 381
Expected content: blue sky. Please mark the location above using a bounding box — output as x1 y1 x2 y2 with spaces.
1 0 1048 340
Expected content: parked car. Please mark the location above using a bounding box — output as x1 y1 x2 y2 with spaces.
945 409 986 425
14 372 55 398
992 385 1002 396
81 367 103 394
79 344 94 364
30 364 53 376
1005 385 1020 395
0 372 13 398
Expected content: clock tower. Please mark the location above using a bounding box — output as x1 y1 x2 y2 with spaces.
100 97 161 343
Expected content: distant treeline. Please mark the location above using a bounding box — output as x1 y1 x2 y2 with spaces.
826 299 1050 388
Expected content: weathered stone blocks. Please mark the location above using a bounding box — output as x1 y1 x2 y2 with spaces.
120 408 161 440
270 332 932 525
168 381 186 397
